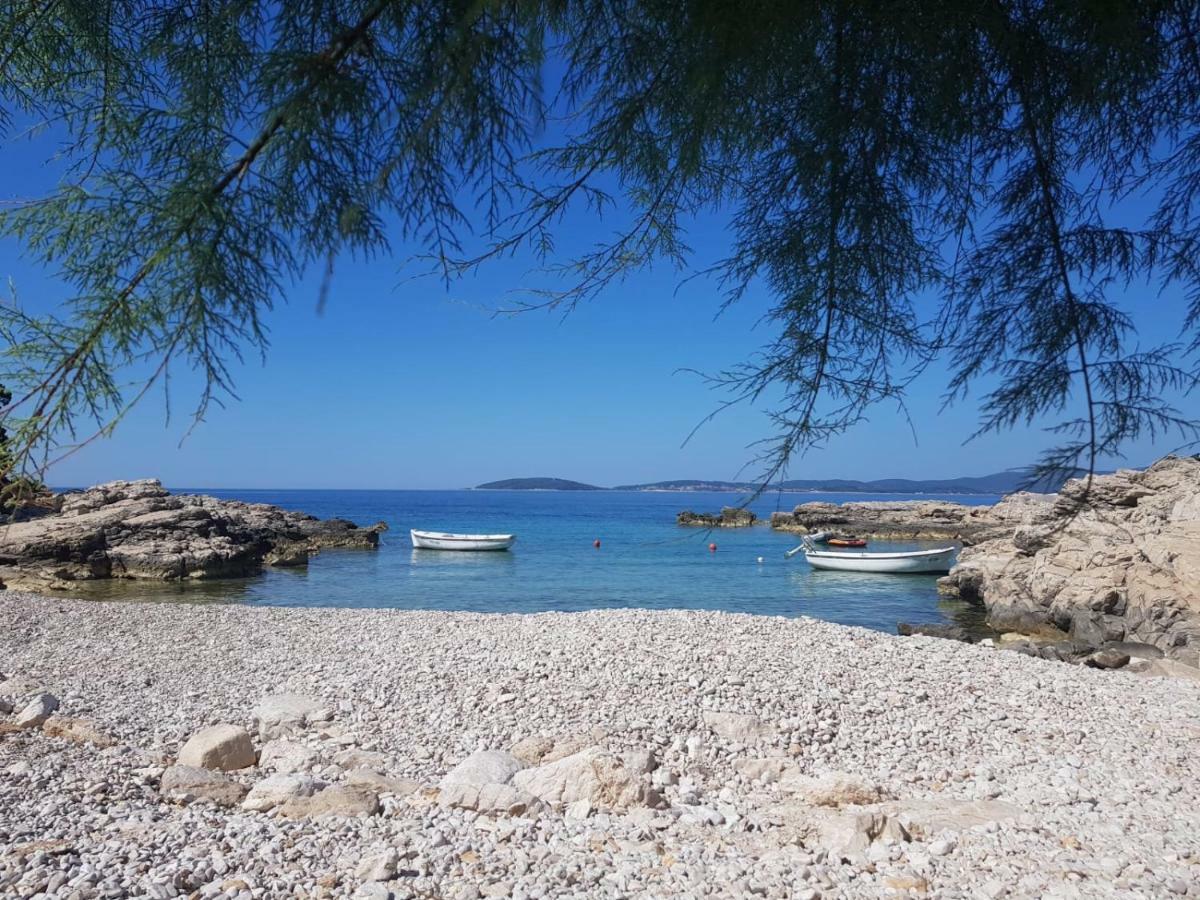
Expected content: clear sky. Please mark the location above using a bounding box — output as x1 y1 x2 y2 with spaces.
1 119 1194 490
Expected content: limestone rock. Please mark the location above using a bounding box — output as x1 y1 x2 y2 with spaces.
279 784 380 818
178 724 256 771
941 456 1200 666
13 692 59 729
242 774 318 812
439 781 542 816
252 693 330 740
770 497 1026 543
160 765 248 807
702 710 775 743
345 769 422 797
42 716 116 748
510 746 661 811
356 849 398 882
259 739 322 774
510 735 555 765
780 771 883 807
0 479 385 591
441 750 524 788
677 508 757 528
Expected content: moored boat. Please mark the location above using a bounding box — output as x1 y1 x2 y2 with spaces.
826 537 867 548
791 537 956 574
410 529 516 551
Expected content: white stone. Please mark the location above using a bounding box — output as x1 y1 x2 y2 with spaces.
440 750 524 788
355 848 399 882
13 692 59 729
178 723 256 770
510 746 657 811
241 774 318 812
259 739 321 774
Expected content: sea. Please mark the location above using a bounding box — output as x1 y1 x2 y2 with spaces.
76 488 1000 635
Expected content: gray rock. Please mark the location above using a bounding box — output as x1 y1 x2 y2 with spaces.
160 765 248 807
355 848 398 882
0 479 386 590
13 692 59 728
242 774 318 812
1086 649 1131 670
440 750 524 788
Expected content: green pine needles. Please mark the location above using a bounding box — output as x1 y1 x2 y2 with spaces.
1 1 1198 487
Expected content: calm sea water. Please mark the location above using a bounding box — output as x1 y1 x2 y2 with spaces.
78 489 999 634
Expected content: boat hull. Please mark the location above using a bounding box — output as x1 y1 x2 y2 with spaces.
804 547 956 574
410 530 516 551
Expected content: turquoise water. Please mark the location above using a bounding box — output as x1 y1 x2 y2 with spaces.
81 489 998 634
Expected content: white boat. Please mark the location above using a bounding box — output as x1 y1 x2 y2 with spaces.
792 537 956 574
410 529 516 551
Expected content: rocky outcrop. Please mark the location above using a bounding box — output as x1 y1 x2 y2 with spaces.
939 456 1200 666
770 496 1051 545
0 479 386 591
677 507 757 528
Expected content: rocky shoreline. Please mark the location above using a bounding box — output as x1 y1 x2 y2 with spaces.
768 497 1046 546
3 593 1199 899
772 456 1200 669
0 480 386 592
676 507 757 528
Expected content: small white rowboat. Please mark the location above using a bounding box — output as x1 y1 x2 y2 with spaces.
792 537 956 574
410 529 516 551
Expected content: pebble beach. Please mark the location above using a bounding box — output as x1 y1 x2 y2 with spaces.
2 592 1199 899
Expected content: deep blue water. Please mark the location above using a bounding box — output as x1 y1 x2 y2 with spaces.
80 489 999 634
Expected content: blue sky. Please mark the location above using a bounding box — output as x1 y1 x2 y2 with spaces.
1 120 1195 489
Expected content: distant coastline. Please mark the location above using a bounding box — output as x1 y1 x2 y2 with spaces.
474 469 1079 496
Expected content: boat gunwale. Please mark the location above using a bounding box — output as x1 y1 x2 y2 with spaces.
803 546 957 560
410 529 515 542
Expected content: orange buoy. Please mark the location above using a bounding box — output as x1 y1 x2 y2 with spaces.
709 542 717 552
593 539 601 549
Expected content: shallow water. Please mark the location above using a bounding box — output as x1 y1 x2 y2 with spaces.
73 488 998 635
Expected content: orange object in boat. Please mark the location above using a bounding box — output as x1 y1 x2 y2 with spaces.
827 537 868 548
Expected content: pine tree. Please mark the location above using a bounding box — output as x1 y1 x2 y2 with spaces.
0 1 1196 486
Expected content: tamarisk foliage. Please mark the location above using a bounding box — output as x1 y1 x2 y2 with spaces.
0 1 1197 486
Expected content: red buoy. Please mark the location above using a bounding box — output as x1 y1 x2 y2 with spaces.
593 539 601 549
709 542 717 552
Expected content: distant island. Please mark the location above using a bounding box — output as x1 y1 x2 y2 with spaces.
474 477 603 491
477 469 1080 495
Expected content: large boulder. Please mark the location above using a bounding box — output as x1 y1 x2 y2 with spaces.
178 724 256 771
437 749 537 815
510 747 661 811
